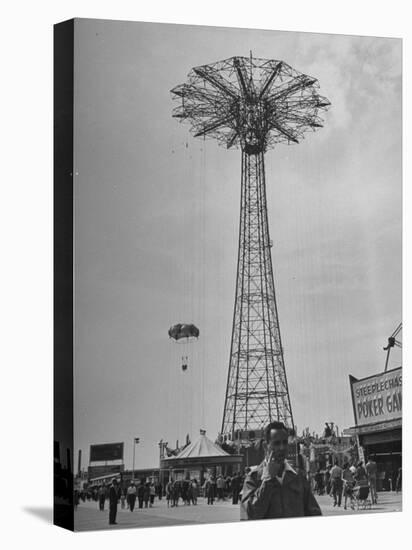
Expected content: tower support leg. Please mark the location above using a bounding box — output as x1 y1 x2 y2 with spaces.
221 150 294 438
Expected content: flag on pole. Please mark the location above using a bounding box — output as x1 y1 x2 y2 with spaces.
135 438 140 444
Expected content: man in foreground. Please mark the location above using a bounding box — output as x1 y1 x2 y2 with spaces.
240 421 321 520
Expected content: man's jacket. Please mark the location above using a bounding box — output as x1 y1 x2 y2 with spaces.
109 486 119 506
240 462 322 520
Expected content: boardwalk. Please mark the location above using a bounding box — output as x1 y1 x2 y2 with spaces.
74 492 402 531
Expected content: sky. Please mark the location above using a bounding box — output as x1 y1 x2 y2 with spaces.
72 19 402 471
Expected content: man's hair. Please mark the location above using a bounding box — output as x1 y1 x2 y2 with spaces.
264 421 287 442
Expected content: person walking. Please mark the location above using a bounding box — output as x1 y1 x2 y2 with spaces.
314 468 324 495
355 461 367 483
216 475 225 501
342 463 355 510
149 482 156 507
181 479 189 505
127 482 137 512
120 487 126 510
324 467 331 496
186 480 193 505
231 472 242 505
137 480 145 509
204 478 211 504
98 484 107 511
143 482 150 508
191 479 199 505
365 456 378 504
166 479 174 507
205 476 216 505
330 461 343 507
225 476 231 499
108 478 119 525
172 480 180 507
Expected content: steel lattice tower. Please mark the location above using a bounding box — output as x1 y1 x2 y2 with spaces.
171 55 329 437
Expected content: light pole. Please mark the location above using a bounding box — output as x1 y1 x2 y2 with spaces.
158 440 168 492
132 437 140 480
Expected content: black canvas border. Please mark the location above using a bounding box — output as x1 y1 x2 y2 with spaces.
53 18 74 532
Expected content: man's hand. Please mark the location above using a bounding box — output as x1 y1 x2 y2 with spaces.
261 453 284 481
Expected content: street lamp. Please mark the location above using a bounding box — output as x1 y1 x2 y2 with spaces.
158 440 168 492
132 437 140 480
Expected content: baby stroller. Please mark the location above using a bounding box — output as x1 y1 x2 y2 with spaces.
353 481 372 510
343 480 355 510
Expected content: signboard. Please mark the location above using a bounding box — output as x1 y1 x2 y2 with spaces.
344 418 401 436
90 442 124 462
88 464 124 480
349 367 402 427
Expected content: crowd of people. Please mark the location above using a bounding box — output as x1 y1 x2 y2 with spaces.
313 456 402 509
74 471 250 525
313 456 380 509
164 472 245 507
74 478 164 523
74 421 402 526
165 478 198 506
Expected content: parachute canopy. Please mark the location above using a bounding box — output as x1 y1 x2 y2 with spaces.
168 323 200 341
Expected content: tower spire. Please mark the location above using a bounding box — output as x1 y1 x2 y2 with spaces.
171 54 330 437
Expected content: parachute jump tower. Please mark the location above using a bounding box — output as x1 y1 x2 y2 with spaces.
171 55 329 438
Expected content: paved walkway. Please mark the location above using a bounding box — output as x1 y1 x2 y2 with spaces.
74 492 402 532
314 491 401 516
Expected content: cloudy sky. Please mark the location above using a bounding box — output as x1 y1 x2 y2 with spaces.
73 19 401 470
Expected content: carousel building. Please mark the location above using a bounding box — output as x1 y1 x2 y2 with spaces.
160 430 243 484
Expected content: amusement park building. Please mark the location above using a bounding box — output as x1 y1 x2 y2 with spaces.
160 430 243 484
346 366 402 491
